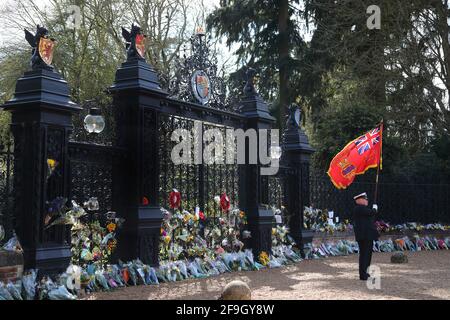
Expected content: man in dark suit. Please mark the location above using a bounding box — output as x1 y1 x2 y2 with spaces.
352 192 379 280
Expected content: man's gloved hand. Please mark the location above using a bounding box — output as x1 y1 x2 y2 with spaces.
372 204 378 212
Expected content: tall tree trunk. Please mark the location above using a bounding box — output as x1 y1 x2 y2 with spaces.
278 0 290 129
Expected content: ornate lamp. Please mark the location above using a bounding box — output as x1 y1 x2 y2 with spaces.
270 145 282 160
84 107 105 134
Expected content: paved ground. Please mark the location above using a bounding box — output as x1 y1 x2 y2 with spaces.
86 251 450 300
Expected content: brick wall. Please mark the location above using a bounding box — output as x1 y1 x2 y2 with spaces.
0 249 24 283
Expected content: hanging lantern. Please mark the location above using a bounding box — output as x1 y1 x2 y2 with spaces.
270 146 282 160
169 189 181 209
220 193 230 212
84 107 105 134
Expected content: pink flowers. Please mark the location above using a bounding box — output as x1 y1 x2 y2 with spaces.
438 239 448 250
375 220 390 233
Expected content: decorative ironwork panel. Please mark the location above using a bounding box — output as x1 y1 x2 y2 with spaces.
310 171 450 224
268 175 286 209
139 232 160 265
0 136 14 239
44 127 66 243
158 114 240 214
68 143 117 214
169 32 234 111
142 109 159 204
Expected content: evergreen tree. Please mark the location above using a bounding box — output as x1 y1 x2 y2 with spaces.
207 0 306 128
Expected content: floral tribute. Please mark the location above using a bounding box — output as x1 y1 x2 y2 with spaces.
44 197 124 268
159 191 248 261
374 221 450 233
2 231 449 300
303 207 352 234
304 207 450 235
2 195 450 300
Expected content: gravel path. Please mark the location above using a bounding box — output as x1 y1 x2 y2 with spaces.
86 251 450 300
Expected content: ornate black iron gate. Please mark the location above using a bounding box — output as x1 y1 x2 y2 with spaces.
1 24 315 274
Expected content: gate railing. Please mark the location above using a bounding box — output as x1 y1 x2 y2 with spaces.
67 141 123 214
157 100 244 214
0 137 14 239
310 175 450 224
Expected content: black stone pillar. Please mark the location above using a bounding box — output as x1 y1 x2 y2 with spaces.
2 29 80 274
282 105 314 257
239 69 276 256
109 26 168 266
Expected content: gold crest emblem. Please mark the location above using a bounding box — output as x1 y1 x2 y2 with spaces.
38 37 55 66
135 34 146 58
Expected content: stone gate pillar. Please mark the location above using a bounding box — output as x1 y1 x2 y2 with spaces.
109 25 168 265
282 105 314 257
2 26 81 274
239 69 276 256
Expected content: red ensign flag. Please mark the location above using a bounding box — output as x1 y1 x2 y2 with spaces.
327 123 383 189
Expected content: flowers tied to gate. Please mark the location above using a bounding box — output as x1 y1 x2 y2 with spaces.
219 193 231 212
46 158 59 180
71 212 124 267
46 197 124 267
45 198 87 229
169 189 181 209
159 191 249 261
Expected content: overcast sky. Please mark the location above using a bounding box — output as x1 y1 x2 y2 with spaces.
0 0 224 42
0 0 239 68
0 0 311 75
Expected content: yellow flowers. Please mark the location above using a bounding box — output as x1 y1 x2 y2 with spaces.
164 235 171 244
239 211 245 218
46 158 59 179
107 223 116 233
107 239 117 251
272 228 276 236
47 158 58 169
259 251 269 266
183 214 193 224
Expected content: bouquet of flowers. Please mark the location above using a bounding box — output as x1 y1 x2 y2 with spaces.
303 207 352 234
222 252 242 271
22 270 37 300
0 282 14 300
394 238 407 251
375 220 390 233
258 251 270 266
46 197 123 268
